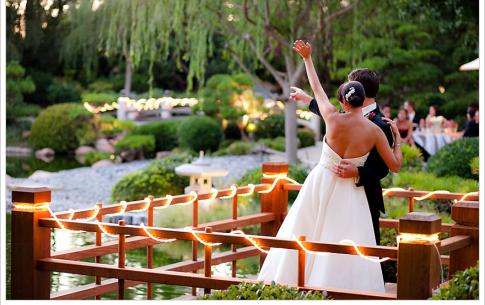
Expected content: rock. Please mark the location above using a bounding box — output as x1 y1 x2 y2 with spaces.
75 146 95 156
120 149 136 162
35 148 55 162
91 159 114 168
95 139 115 154
22 130 31 138
29 170 54 179
6 146 33 157
156 151 172 159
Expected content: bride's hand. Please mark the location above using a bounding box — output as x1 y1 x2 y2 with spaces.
383 117 402 143
292 40 312 59
290 86 313 104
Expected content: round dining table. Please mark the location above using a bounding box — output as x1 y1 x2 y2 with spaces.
412 130 462 155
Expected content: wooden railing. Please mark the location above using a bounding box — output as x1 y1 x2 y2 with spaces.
10 162 479 300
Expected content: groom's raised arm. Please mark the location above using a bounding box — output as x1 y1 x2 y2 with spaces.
309 98 323 118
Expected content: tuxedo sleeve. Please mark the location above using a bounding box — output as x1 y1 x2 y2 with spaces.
309 99 323 119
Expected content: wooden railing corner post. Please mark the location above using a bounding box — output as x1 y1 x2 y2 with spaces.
449 201 479 276
11 186 52 300
397 212 441 300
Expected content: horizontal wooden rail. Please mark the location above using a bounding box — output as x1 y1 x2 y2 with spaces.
39 218 397 259
42 258 395 300
439 235 471 254
51 246 259 300
54 184 271 220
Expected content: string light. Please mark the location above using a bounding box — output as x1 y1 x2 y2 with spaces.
396 233 440 244
414 190 450 201
339 239 390 263
140 223 176 243
12 202 50 211
199 188 218 203
154 195 173 210
184 227 222 246
231 230 270 254
259 175 300 194
131 197 152 212
455 191 479 203
293 235 327 256
381 187 407 196
109 201 128 216
94 220 118 237
238 184 255 197
78 205 100 221
178 191 198 206
84 97 199 114
220 184 238 199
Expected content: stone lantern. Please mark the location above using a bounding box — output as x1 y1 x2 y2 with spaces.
175 151 228 194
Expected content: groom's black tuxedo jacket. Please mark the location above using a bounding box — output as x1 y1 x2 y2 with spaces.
309 99 394 244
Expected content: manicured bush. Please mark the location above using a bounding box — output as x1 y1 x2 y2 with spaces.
427 138 478 179
401 143 424 171
114 135 155 154
432 263 479 300
87 79 115 92
254 114 285 139
259 137 285 152
297 128 316 148
46 82 81 104
177 116 223 152
29 103 97 153
212 141 254 156
391 171 478 193
469 156 479 175
6 61 36 122
84 151 113 166
81 91 118 106
199 281 326 300
111 153 192 202
132 120 181 151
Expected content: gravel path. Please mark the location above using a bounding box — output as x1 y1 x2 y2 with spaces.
5 155 265 212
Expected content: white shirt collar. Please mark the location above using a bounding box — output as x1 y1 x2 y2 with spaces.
362 103 377 116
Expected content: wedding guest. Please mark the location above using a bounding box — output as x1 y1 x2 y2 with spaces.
382 104 391 119
403 100 421 128
425 105 446 131
395 108 414 145
463 104 479 137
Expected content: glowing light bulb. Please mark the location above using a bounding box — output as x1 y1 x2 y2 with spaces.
140 223 176 243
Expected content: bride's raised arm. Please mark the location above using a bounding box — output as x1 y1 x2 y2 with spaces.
293 40 337 120
374 119 402 173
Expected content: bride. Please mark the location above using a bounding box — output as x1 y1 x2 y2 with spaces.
256 40 403 293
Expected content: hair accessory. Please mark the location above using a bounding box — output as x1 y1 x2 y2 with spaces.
345 87 355 100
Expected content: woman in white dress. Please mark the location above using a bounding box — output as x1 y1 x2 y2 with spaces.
256 40 403 293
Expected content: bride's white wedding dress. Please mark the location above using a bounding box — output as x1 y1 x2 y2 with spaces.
257 138 385 293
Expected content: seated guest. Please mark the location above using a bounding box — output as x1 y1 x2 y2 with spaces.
463 104 479 137
425 105 446 131
382 104 391 119
403 100 421 129
395 108 414 145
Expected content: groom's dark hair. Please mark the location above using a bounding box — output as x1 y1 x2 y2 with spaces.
348 68 379 98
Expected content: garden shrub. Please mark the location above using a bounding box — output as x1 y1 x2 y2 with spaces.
401 143 424 171
177 116 223 152
469 156 479 176
6 61 36 122
297 128 315 148
432 263 478 300
111 153 192 202
84 151 113 166
81 91 118 106
427 138 478 179
46 82 81 104
114 135 155 154
259 137 285 152
87 79 115 92
29 103 97 153
391 171 478 193
199 281 326 300
212 141 254 156
254 114 285 139
132 120 181 151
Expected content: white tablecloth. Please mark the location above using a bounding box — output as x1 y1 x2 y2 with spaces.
412 131 460 155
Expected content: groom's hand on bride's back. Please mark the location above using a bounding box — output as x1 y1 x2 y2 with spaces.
332 160 359 179
290 86 313 104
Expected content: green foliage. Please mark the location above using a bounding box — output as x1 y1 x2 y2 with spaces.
254 114 285 139
297 128 316 148
114 135 155 153
200 281 326 300
259 137 285 152
177 116 223 152
81 91 118 106
6 62 36 122
84 151 113 166
432 263 479 300
87 80 115 92
111 153 192 202
212 141 254 156
470 157 479 175
29 103 97 153
46 82 81 104
391 171 478 193
401 144 424 171
427 138 479 179
132 120 182 151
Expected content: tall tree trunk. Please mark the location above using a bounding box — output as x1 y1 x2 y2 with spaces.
123 56 132 97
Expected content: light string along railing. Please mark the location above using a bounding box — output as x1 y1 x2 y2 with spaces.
12 174 478 265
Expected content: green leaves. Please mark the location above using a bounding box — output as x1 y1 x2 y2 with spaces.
432 263 479 300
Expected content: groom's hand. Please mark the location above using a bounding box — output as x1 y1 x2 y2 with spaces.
332 160 359 178
290 86 313 104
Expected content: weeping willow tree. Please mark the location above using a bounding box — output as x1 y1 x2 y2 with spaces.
63 0 356 163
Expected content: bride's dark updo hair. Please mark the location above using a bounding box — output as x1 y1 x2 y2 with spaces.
341 81 366 107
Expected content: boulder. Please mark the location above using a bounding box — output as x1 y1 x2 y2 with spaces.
91 159 114 168
95 139 115 153
35 148 55 162
75 145 95 156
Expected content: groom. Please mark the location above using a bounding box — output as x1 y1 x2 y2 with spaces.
294 68 393 245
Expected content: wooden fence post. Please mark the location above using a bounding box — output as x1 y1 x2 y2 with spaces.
260 162 289 266
397 212 441 299
204 227 213 295
449 201 479 276
11 186 52 300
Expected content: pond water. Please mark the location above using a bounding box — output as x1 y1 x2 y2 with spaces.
6 155 85 178
5 201 262 300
